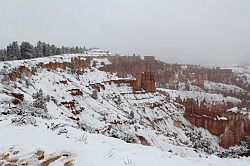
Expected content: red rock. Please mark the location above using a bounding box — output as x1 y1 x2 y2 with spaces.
133 72 156 93
178 98 250 148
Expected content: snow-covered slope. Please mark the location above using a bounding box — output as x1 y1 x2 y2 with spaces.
0 54 248 165
158 88 241 104
1 118 249 166
222 64 250 84
204 81 246 94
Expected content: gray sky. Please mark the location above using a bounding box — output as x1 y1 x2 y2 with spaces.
0 0 249 64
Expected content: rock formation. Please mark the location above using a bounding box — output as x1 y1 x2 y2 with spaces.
7 57 91 81
133 72 156 93
99 55 234 87
177 97 250 148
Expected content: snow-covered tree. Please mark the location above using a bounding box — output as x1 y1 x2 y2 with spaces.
42 43 52 57
6 41 20 60
69 57 76 73
35 41 44 57
91 89 98 99
92 60 97 68
20 41 33 59
129 111 134 119
33 89 46 109
0 41 88 61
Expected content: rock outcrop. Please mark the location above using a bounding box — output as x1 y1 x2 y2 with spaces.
133 72 156 93
178 97 250 148
7 57 91 81
99 55 235 89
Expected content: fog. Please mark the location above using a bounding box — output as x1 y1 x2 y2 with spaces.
0 0 249 64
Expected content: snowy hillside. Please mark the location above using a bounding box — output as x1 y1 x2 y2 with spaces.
158 88 241 104
0 54 249 165
1 118 249 166
222 65 250 84
204 81 246 94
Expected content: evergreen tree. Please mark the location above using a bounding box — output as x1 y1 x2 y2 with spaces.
69 57 76 73
0 49 7 61
12 41 20 59
6 44 13 59
61 46 66 54
55 48 62 55
0 41 88 61
35 41 44 57
6 41 20 60
91 89 98 99
20 42 33 59
33 89 46 109
42 43 52 57
75 46 79 53
51 45 57 55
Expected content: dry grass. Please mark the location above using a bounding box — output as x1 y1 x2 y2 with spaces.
40 155 61 166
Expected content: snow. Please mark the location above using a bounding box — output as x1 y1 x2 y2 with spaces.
227 107 250 117
222 65 250 84
204 81 246 94
1 57 219 155
217 116 227 121
0 54 249 165
1 118 249 166
158 88 241 104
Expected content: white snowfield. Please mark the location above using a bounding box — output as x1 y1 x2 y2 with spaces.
222 64 250 84
158 88 241 104
0 54 249 165
204 81 246 94
1 118 249 166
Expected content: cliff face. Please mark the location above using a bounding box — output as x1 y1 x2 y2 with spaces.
178 98 250 148
3 54 249 150
7 57 91 81
133 72 156 93
99 56 234 88
3 54 228 158
99 55 249 107
98 55 250 148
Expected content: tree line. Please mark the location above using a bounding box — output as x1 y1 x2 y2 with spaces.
0 41 87 61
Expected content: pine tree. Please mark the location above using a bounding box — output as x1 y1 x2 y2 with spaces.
75 46 79 53
0 49 7 61
6 41 20 60
42 43 51 57
6 44 13 60
20 42 33 59
92 60 97 67
129 111 134 119
91 89 98 99
33 89 46 109
0 41 88 61
51 45 57 55
61 46 66 54
69 57 76 73
35 41 44 57
55 48 62 55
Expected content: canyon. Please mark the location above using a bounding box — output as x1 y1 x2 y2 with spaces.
0 52 249 165
99 55 250 148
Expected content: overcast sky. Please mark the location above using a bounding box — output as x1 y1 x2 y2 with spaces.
0 0 249 65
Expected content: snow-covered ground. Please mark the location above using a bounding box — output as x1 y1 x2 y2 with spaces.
222 64 250 84
0 54 249 165
204 81 246 94
1 117 249 166
158 88 241 104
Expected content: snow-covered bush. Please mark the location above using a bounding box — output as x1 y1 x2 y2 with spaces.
92 60 97 67
75 133 88 144
32 89 47 109
77 122 95 133
11 116 37 126
91 89 98 99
